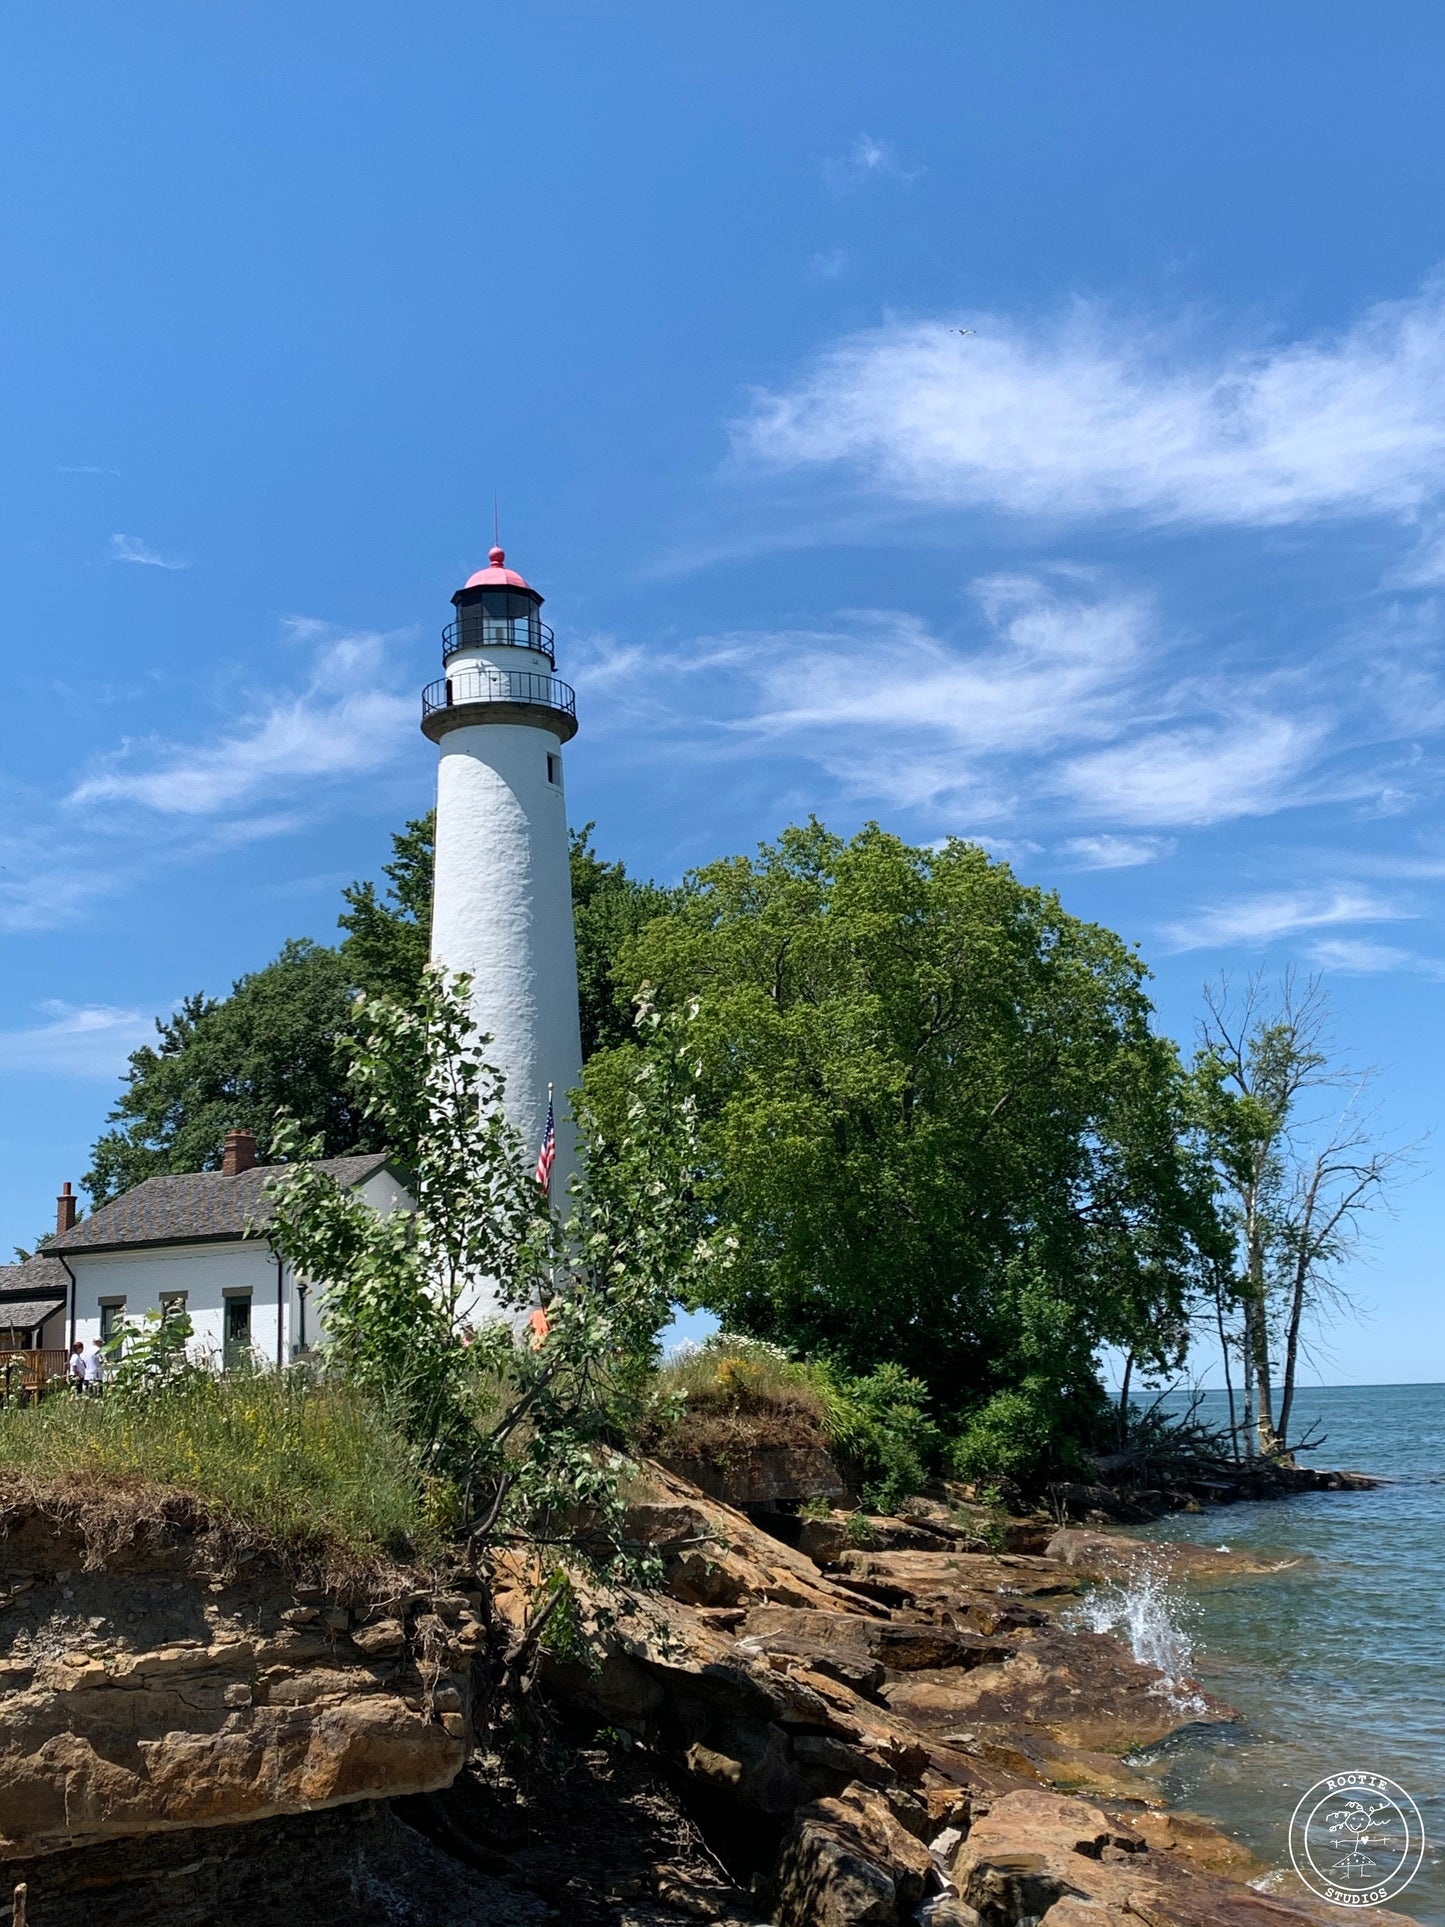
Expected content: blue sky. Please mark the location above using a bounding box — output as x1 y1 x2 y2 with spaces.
4 3 1445 1382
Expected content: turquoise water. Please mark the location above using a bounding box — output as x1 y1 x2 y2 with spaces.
1125 1384 1445 1919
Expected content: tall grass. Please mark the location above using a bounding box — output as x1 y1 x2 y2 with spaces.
654 1334 833 1428
0 1372 438 1561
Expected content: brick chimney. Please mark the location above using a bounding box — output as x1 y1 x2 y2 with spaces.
56 1181 77 1236
222 1129 258 1177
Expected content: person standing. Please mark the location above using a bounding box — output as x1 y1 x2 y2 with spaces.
66 1341 86 1394
85 1339 106 1396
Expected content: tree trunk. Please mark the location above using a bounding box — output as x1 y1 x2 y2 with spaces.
1244 1190 1277 1456
1116 1349 1134 1448
1276 1259 1307 1462
1214 1287 1238 1459
1251 1329 1278 1455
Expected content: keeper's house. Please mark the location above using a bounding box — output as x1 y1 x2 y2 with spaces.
0 1254 69 1360
39 1129 410 1371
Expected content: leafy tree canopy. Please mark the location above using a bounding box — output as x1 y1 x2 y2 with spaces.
586 819 1223 1465
84 941 370 1205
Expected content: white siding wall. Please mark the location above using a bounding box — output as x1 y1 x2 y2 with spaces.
69 1242 284 1364
66 1168 416 1364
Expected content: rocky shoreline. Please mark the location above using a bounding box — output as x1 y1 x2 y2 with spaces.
0 1466 1407 1925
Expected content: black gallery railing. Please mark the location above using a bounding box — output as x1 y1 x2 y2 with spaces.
422 668 577 725
442 617 556 666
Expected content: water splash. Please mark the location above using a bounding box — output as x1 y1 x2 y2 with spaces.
1068 1561 1205 1713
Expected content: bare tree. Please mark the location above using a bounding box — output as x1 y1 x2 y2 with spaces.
1195 971 1408 1461
1273 1107 1410 1448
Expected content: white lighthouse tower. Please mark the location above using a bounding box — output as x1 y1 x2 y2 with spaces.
423 547 583 1199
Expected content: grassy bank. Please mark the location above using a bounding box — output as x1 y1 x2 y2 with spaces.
0 1374 438 1561
644 1335 939 1511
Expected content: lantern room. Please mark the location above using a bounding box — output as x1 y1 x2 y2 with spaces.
443 547 554 664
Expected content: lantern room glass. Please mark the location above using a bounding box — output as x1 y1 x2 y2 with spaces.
454 590 545 654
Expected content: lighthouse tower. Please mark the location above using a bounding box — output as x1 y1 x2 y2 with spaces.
422 548 583 1200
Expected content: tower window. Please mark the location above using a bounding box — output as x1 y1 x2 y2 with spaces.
547 753 561 786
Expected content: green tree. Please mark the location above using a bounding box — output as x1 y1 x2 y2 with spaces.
84 940 370 1205
569 823 680 1057
338 810 435 1004
588 820 1219 1476
265 968 719 1654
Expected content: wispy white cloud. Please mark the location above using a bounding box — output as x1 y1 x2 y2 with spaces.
1059 833 1177 869
57 463 122 477
1060 714 1327 828
1306 936 1421 973
109 533 189 570
822 134 918 193
68 631 412 816
1389 516 1445 587
0 623 415 934
736 281 1445 529
1163 887 1411 951
589 571 1330 832
0 1002 153 1078
743 573 1149 758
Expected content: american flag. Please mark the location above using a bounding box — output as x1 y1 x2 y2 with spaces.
534 1091 556 1197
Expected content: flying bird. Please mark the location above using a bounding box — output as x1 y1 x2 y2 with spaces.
954 329 975 336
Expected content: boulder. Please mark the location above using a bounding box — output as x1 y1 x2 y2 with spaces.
954 1789 1409 1927
775 1783 935 1926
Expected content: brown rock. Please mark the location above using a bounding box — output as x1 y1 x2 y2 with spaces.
350 1616 407 1657
797 1516 849 1566
882 1629 1231 1760
775 1783 935 1926
669 1547 757 1607
657 1444 848 1509
1044 1529 1307 1584
837 1549 1085 1606
742 1605 1011 1673
956 1789 1374 1927
0 1499 469 1859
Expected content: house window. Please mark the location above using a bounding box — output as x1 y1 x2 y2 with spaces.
99 1298 126 1343
546 753 561 787
223 1293 252 1370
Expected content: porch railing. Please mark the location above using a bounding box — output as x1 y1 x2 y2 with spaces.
0 1349 69 1400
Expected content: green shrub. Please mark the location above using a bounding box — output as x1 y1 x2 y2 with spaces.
949 1381 1081 1488
824 1362 940 1514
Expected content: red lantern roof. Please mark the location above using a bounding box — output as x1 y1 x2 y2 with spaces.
461 547 539 595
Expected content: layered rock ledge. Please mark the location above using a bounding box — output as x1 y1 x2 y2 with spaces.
0 1467 1413 1925
0 1482 481 1858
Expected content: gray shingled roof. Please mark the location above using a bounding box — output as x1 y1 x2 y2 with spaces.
0 1255 68 1310
50 1154 395 1254
0 1299 66 1332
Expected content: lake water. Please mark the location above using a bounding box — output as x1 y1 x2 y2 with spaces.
1113 1383 1445 1919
